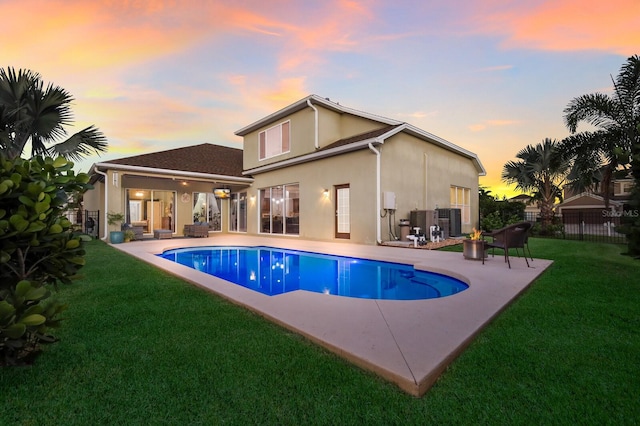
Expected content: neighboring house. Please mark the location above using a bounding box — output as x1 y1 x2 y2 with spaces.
508 194 540 219
557 174 633 218
85 95 485 244
554 175 633 237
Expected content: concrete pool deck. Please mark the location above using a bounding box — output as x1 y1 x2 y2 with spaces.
113 235 553 397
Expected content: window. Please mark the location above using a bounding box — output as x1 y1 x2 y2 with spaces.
615 181 633 196
229 192 247 232
259 121 290 160
125 189 176 233
192 192 221 231
450 186 471 224
259 184 299 235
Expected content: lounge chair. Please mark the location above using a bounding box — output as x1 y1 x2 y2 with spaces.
482 222 532 268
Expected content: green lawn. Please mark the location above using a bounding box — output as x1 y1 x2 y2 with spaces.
2 239 638 425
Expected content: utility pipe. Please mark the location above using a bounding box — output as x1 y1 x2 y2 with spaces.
93 167 109 241
307 99 319 149
368 142 382 244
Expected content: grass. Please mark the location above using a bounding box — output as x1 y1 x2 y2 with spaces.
1 239 639 425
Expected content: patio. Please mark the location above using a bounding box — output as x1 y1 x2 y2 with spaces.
113 235 552 396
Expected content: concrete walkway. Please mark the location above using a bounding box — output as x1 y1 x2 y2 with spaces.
113 235 553 396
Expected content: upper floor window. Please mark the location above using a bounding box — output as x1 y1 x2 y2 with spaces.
259 121 290 160
614 180 633 196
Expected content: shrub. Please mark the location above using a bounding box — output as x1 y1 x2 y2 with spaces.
481 211 503 232
0 154 92 365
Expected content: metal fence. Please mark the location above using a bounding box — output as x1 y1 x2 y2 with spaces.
522 211 628 244
62 209 100 238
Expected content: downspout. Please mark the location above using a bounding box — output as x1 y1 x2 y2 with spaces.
93 167 109 241
307 99 319 149
368 142 382 244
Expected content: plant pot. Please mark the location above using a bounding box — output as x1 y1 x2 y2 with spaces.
463 239 486 260
110 231 124 244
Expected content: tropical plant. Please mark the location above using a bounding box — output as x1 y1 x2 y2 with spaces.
0 67 108 161
106 211 125 231
562 55 640 256
0 153 92 365
502 139 570 228
123 229 136 242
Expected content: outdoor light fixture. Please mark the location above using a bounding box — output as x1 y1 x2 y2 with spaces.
323 189 330 198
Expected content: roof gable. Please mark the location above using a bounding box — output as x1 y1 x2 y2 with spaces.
236 95 485 176
235 94 401 136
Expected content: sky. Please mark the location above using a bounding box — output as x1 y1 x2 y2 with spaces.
1 0 638 198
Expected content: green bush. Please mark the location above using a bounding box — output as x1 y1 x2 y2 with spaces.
0 154 92 365
481 211 503 232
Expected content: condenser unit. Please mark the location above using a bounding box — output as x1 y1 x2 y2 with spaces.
437 208 462 237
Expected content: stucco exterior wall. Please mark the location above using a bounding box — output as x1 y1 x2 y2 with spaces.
248 149 379 245
242 105 393 172
379 133 480 234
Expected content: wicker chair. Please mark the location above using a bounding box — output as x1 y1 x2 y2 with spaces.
482 222 532 268
184 223 210 237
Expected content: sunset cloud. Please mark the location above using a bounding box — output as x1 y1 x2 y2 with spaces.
473 0 639 56
1 0 631 197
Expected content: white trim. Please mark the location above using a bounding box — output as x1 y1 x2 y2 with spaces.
236 96 485 176
235 94 401 136
243 137 387 175
91 162 254 184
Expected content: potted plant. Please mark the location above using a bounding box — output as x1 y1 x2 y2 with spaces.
123 229 136 243
107 211 125 244
463 228 486 260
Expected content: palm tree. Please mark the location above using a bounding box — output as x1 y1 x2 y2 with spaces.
502 139 570 228
562 55 640 256
562 55 640 203
0 67 107 161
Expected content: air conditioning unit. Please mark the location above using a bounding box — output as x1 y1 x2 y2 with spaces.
437 208 462 237
409 210 437 235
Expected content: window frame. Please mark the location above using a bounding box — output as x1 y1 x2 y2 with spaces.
450 185 471 225
259 183 299 235
259 120 290 161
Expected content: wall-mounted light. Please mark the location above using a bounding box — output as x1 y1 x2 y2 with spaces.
323 189 330 199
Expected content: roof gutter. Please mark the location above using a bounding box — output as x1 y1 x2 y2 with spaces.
91 162 254 184
307 99 319 149
242 126 404 176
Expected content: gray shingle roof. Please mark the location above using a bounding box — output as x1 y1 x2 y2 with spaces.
104 143 244 177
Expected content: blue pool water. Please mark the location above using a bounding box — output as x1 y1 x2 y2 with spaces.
158 246 468 300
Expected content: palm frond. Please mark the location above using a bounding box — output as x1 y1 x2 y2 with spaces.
563 93 618 133
47 126 108 161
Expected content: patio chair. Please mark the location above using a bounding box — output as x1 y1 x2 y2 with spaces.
482 222 532 268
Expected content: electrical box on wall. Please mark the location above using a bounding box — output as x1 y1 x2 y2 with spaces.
383 191 396 210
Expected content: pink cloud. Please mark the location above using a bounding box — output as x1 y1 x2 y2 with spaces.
473 0 639 55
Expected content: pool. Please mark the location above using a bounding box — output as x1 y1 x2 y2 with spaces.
158 246 468 300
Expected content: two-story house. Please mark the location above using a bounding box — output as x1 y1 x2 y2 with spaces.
85 95 485 244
